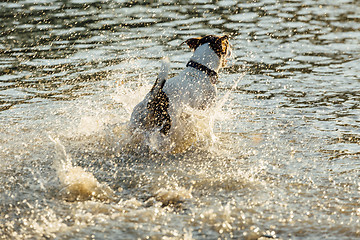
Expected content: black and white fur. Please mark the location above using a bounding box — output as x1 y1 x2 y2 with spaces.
129 35 232 149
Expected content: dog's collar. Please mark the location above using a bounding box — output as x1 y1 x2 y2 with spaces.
186 60 218 84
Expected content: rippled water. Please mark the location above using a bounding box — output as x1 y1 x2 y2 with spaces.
1 0 360 239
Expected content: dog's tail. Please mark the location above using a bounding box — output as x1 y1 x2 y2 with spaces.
157 57 170 83
147 57 172 135
151 57 170 92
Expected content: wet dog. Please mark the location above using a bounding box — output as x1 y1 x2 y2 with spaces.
129 35 232 151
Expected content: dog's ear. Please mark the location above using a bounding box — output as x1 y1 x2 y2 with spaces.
218 35 229 44
212 35 230 58
183 37 202 50
214 35 229 47
219 35 229 41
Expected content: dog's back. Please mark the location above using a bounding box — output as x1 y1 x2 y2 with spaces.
163 66 217 111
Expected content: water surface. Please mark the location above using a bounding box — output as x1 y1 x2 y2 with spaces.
1 0 360 239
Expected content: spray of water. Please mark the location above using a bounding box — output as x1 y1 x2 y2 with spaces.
105 67 246 155
49 136 115 201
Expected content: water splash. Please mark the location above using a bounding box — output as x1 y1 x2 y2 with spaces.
49 136 115 201
108 78 221 154
154 186 193 206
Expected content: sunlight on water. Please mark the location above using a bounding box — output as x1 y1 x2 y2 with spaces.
1 0 360 239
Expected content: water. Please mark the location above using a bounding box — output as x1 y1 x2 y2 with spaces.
1 0 359 239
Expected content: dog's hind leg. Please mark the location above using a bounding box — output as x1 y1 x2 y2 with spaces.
146 59 172 135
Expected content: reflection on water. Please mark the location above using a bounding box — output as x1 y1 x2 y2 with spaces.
1 0 360 239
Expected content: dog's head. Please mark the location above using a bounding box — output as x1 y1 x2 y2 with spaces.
184 35 232 67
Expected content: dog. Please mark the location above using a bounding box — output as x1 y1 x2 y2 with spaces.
129 35 232 152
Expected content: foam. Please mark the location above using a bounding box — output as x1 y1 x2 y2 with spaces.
155 186 193 205
50 137 115 201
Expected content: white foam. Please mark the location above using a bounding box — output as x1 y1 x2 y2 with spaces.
49 136 115 201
